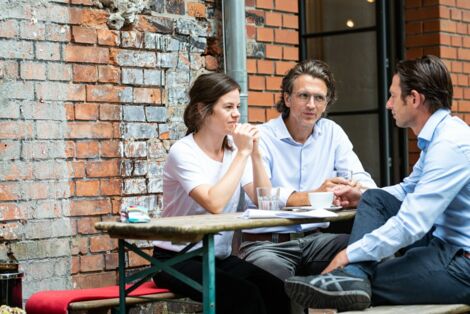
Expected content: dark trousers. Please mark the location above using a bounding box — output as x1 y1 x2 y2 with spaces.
152 247 290 314
349 189 470 305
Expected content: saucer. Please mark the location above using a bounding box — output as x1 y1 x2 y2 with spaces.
325 205 343 211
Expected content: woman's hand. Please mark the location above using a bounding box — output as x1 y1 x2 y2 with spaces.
232 123 257 155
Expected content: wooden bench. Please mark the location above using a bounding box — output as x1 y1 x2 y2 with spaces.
310 304 470 314
67 291 179 314
25 281 179 314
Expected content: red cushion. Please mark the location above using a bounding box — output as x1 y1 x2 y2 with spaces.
25 281 170 314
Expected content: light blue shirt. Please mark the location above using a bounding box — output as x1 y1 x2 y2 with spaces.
348 109 470 263
245 116 376 233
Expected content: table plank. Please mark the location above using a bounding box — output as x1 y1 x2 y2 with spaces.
95 210 356 242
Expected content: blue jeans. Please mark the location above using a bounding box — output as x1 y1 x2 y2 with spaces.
348 189 470 305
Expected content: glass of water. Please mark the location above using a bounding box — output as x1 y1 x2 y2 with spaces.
256 187 281 210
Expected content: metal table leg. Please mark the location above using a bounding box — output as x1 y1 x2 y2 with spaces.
202 234 215 314
118 239 126 314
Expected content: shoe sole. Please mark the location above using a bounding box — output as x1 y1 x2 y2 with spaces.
285 278 371 311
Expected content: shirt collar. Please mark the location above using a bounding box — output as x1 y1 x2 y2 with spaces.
271 115 323 143
417 108 450 150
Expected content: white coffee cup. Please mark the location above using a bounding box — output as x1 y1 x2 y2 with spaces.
308 192 334 209
257 187 281 211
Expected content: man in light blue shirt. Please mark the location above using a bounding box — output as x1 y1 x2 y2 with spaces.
238 60 376 313
285 55 470 311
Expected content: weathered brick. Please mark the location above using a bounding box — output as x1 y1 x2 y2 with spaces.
21 101 66 121
124 178 147 194
146 106 167 122
19 20 46 40
70 199 111 216
110 48 156 67
72 272 116 289
100 178 121 195
31 200 63 219
36 42 61 60
36 82 86 101
143 69 164 86
0 40 34 59
67 121 114 139
12 238 71 259
69 7 109 27
97 29 120 46
65 45 109 64
0 222 23 240
0 203 26 220
0 81 34 99
24 219 73 239
105 253 118 270
75 103 99 120
80 254 104 272
20 61 46 80
0 60 19 79
188 2 206 18
0 121 33 139
98 65 120 83
36 121 65 139
86 85 125 102
45 24 71 42
86 160 120 177
124 141 147 157
148 178 162 193
90 235 117 252
76 141 99 158
0 20 18 38
0 100 21 119
32 160 68 180
0 161 33 180
148 139 167 160
121 31 143 48
47 63 73 81
0 141 21 160
72 26 97 44
123 123 158 139
76 216 100 234
73 64 97 82
76 180 100 196
99 104 121 121
167 0 185 14
157 52 178 68
122 68 144 84
134 88 162 104
123 105 146 121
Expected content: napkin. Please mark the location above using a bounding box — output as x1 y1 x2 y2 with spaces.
241 208 337 219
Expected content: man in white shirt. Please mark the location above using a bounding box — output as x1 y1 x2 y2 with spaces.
285 55 470 311
238 60 376 313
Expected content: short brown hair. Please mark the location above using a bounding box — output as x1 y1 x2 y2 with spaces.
396 55 453 113
276 59 337 117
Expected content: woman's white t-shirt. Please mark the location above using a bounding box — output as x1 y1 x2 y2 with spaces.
153 133 253 259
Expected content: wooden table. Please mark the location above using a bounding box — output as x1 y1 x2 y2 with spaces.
95 210 356 314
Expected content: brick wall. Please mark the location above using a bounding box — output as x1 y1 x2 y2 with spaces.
404 0 470 168
0 0 221 301
245 0 299 123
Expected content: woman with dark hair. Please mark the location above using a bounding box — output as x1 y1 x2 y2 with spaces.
152 73 289 314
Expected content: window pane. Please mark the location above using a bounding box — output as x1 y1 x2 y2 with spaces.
305 0 376 34
328 114 381 184
306 31 378 112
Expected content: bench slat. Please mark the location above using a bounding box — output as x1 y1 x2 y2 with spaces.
68 292 178 310
341 304 470 314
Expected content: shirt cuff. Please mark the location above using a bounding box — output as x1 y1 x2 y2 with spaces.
279 187 295 208
346 240 369 264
